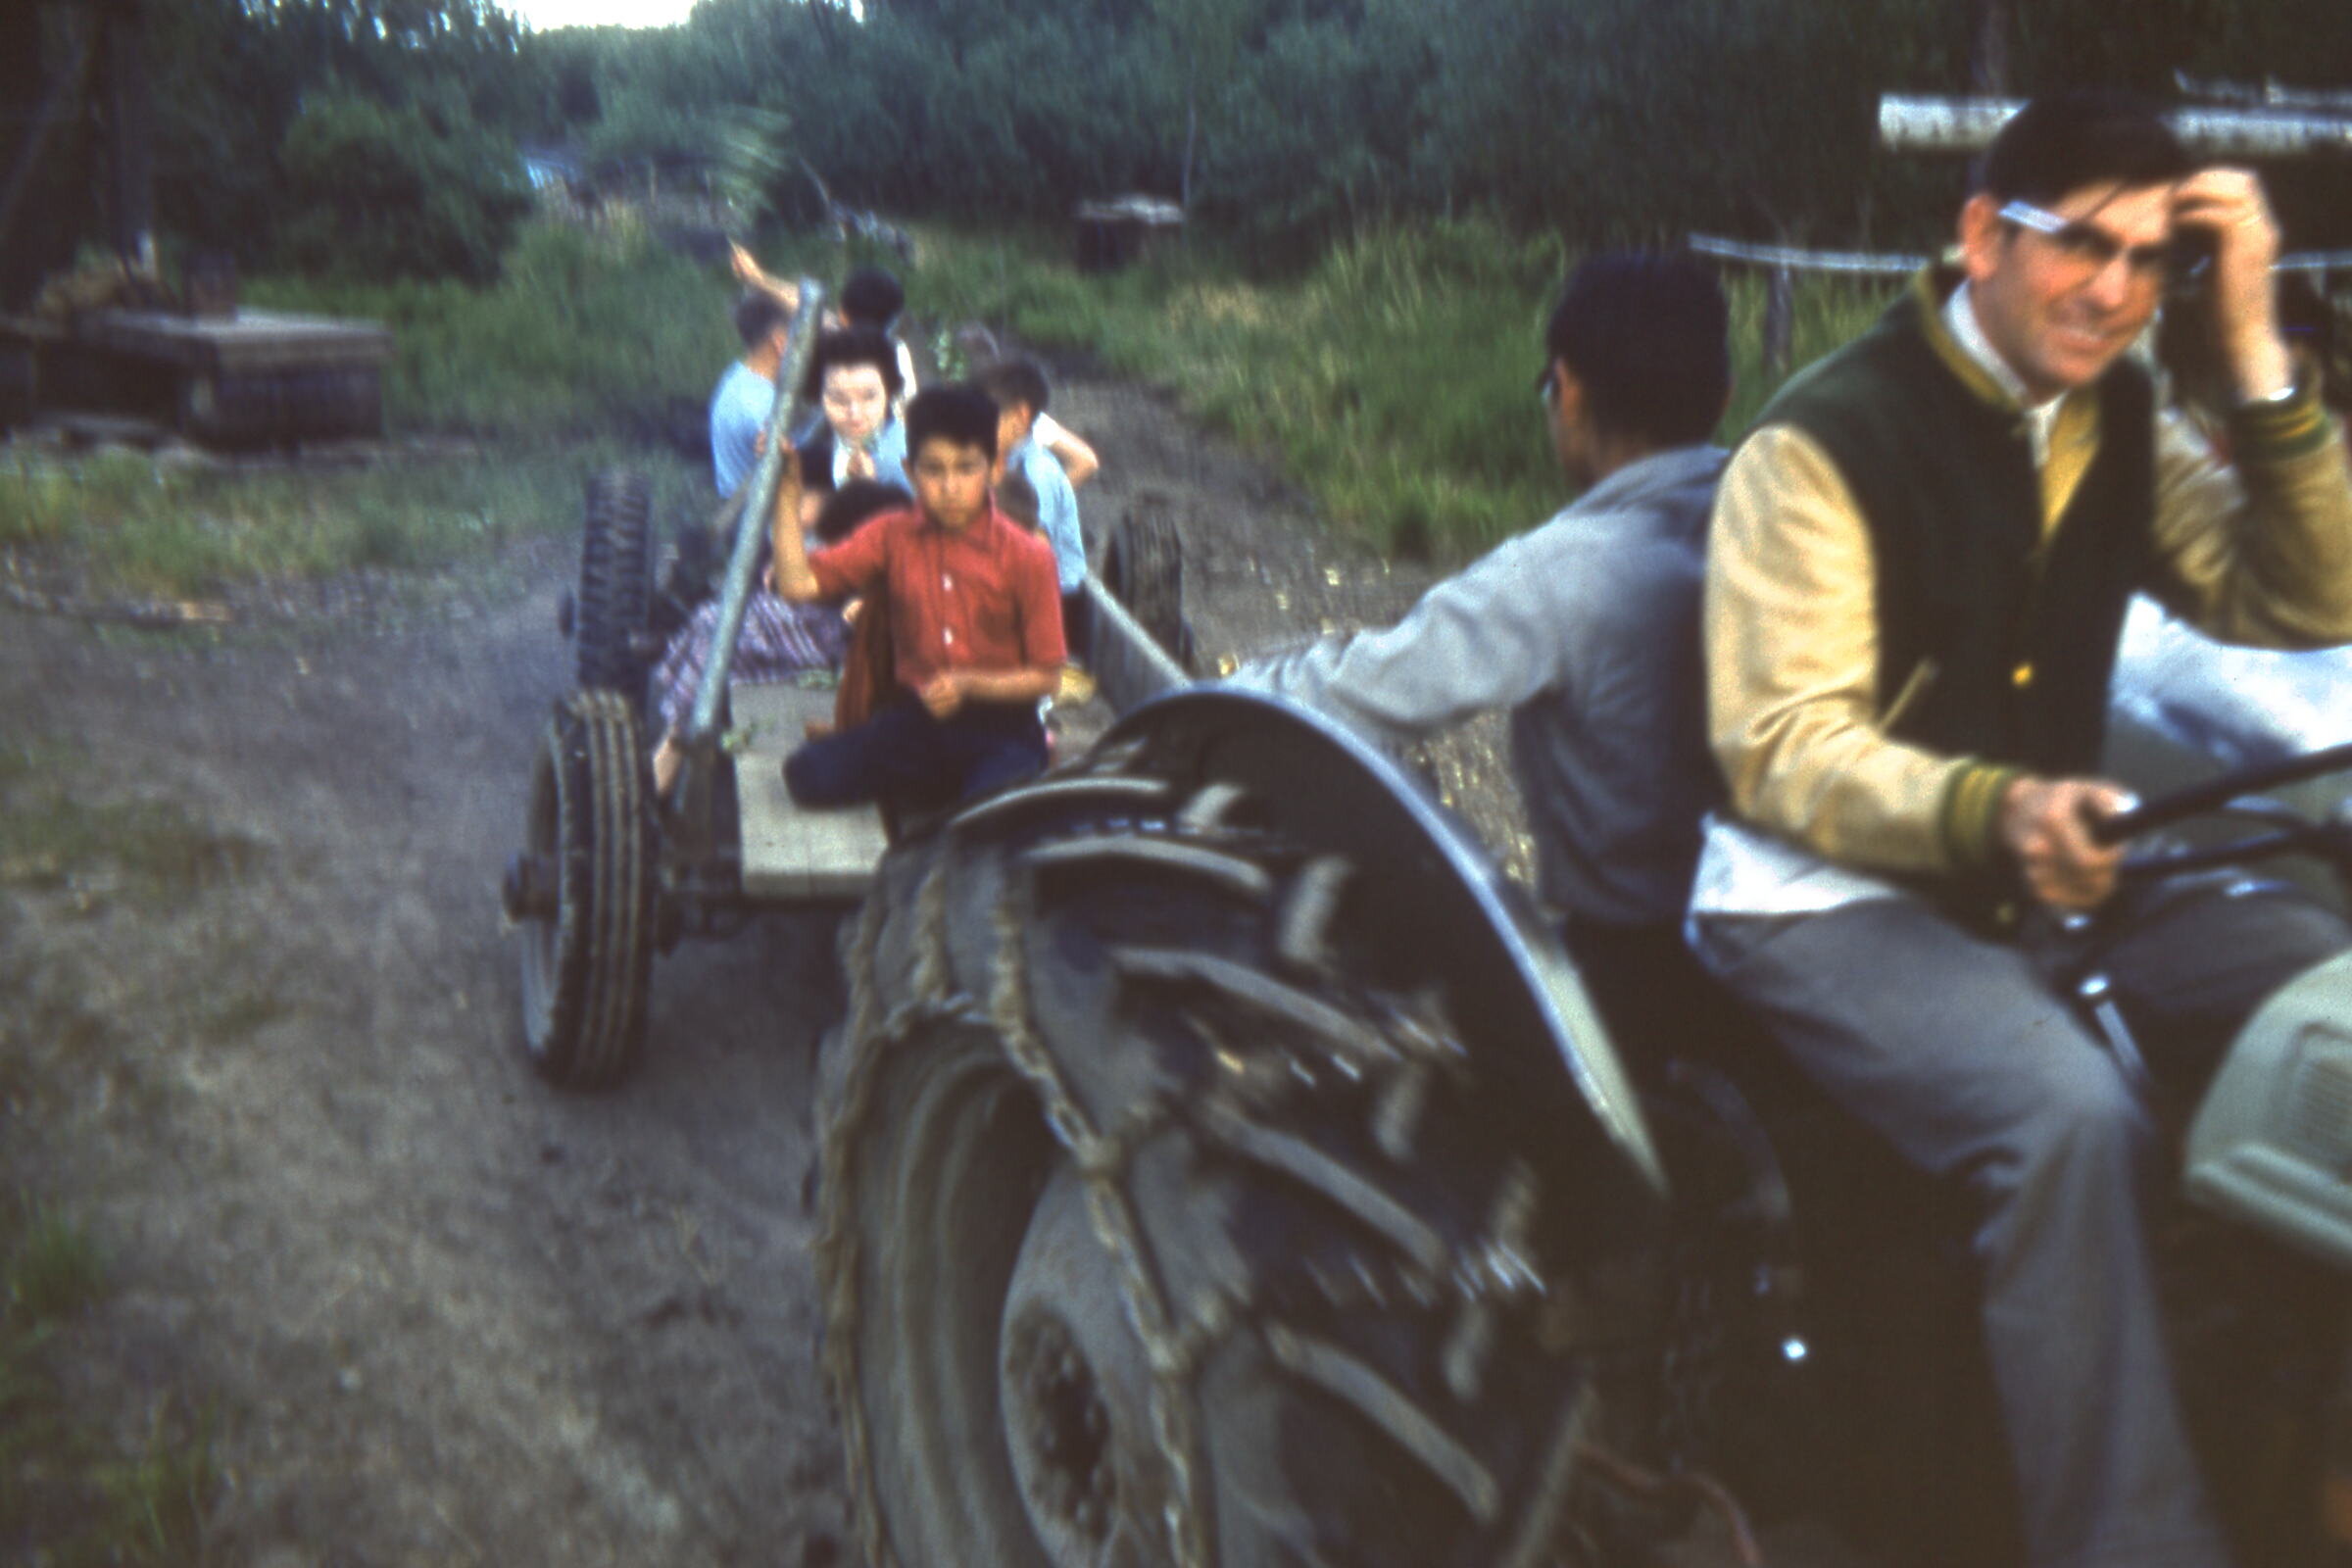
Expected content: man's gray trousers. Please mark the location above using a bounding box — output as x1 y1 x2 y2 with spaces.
1692 876 2349 1568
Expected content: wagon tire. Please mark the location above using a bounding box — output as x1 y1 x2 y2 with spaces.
815 770 1645 1567
575 467 656 709
516 689 656 1090
1102 499 1191 673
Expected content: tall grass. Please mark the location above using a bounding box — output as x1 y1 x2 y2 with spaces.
18 215 1899 590
900 220 1897 559
245 221 736 441
0 441 706 600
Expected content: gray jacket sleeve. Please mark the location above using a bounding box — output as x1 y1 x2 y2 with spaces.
1228 529 1580 750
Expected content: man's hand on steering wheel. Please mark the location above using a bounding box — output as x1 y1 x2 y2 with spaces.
2001 775 2136 911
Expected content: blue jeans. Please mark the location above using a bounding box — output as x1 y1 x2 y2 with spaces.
783 694 1046 809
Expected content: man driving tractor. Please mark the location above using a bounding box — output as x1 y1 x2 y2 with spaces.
1693 90 2352 1568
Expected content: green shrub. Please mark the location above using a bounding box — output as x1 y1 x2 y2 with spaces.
274 91 533 285
247 223 735 441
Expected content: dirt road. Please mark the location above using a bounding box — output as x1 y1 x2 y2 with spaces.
1 370 1854 1566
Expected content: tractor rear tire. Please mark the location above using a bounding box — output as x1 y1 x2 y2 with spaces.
1102 498 1191 673
815 761 1643 1567
575 468 655 710
517 689 656 1090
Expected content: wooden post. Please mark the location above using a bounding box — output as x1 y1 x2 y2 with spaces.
1968 0 2010 95
1764 266 1794 380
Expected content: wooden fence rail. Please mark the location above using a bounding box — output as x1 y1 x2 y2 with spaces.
1879 93 2352 157
1688 233 2352 377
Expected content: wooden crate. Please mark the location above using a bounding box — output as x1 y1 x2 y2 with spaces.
46 307 394 448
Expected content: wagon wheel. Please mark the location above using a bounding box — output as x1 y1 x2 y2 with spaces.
510 689 656 1090
1102 497 1193 673
815 760 1654 1567
573 468 656 710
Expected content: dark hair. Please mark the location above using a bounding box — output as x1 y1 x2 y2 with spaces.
799 326 906 404
978 358 1051 417
995 469 1042 530
840 267 906 329
813 478 912 546
1544 252 1730 447
733 290 789 348
906 383 1000 462
1976 89 2191 206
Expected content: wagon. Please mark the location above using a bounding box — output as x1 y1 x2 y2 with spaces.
498 281 1194 1088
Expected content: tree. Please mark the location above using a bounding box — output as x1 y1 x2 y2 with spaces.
275 90 532 281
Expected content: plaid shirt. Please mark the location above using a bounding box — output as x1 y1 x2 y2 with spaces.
654 590 850 734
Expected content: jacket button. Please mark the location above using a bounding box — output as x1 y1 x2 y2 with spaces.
2011 662 2034 688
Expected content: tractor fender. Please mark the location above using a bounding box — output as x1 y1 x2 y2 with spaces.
1102 685 1666 1200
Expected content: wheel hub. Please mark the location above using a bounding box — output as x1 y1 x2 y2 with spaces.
502 852 559 922
1004 1313 1118 1544
1000 1169 1163 1567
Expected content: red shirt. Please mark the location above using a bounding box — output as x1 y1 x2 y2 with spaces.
809 502 1066 696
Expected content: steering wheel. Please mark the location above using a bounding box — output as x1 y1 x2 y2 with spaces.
2091 738 2352 880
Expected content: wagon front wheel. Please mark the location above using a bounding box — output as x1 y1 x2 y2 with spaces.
511 689 655 1090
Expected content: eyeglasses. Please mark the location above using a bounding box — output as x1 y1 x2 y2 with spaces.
1997 199 2180 288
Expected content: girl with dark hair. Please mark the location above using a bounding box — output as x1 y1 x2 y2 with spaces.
792 327 910 532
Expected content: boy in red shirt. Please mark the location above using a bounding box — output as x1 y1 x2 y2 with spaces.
769 383 1065 806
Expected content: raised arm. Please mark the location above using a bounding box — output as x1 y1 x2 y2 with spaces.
730 240 802 315
2142 172 2352 648
1035 412 1101 489
768 442 822 602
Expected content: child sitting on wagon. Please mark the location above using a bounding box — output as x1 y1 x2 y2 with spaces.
649 478 911 795
794 327 910 519
769 383 1065 807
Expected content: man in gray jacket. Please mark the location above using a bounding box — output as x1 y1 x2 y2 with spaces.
1230 252 1732 1047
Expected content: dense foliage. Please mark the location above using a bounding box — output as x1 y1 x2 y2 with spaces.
521 0 2352 263
91 0 2352 284
141 0 549 280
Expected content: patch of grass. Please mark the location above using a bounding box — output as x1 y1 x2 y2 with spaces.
0 441 705 601
102 1397 218 1565
0 1199 220 1565
6 1202 103 1323
0 738 265 906
245 221 736 442
896 220 1900 560
1720 270 1897 436
0 794 264 904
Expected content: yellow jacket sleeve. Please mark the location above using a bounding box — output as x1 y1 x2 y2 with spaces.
2145 386 2352 648
1705 426 2020 875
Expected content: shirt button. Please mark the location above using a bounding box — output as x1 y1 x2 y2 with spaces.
2012 662 2034 688
942 575 953 590
943 628 955 644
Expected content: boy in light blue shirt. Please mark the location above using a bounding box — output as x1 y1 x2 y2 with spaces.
979 359 1088 661
710 291 792 499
